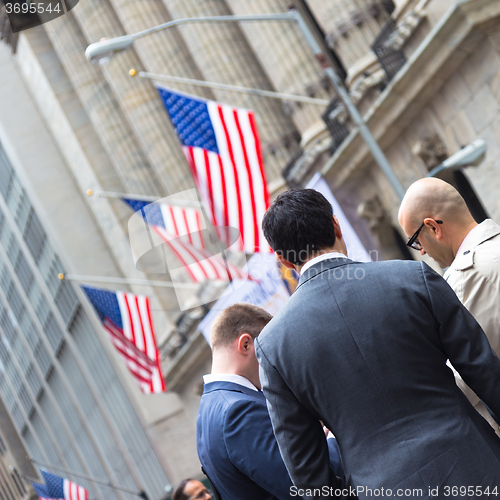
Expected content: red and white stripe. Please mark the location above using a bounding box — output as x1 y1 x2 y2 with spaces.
183 101 271 254
105 293 165 394
63 480 88 500
160 204 206 249
154 226 249 283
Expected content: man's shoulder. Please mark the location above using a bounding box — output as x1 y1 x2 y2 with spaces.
200 384 264 415
294 258 426 291
448 223 500 277
257 259 429 346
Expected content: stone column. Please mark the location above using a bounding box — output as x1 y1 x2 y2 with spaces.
71 0 195 194
43 15 161 196
162 0 301 180
106 0 212 100
225 0 335 135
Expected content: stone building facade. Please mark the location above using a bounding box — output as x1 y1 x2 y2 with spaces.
0 0 498 496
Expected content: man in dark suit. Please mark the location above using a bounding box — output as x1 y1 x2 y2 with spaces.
256 188 500 499
197 303 343 500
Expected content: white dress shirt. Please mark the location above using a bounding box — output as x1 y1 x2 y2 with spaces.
300 251 348 275
203 373 259 391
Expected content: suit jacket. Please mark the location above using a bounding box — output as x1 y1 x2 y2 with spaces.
197 380 343 500
255 258 500 499
444 219 500 431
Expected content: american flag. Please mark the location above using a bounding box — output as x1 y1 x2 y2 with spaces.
123 198 206 249
153 225 249 283
32 471 88 500
81 286 165 393
123 198 250 283
157 86 271 254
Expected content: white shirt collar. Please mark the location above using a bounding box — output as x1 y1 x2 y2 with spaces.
300 251 348 275
203 373 259 391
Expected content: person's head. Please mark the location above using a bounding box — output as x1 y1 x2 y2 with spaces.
262 189 346 270
398 178 477 268
172 479 211 500
210 303 273 390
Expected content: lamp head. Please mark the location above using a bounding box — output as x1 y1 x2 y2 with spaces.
438 139 487 170
85 35 134 64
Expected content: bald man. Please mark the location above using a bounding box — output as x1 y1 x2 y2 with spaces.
399 177 500 432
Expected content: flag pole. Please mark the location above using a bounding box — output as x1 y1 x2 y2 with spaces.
26 458 150 498
86 189 202 208
133 70 330 106
58 273 200 289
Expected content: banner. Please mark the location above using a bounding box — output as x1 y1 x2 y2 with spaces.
306 173 371 262
198 253 290 343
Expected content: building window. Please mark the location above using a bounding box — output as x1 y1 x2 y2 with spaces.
24 210 46 263
0 146 13 200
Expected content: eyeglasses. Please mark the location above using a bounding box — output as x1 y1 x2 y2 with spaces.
188 488 211 500
406 220 443 250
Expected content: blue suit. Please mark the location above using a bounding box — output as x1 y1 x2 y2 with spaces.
197 381 343 500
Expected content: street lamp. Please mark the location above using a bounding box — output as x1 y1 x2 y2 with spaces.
85 13 297 64
85 10 407 200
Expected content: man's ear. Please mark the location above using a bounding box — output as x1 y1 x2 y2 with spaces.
276 253 295 270
332 215 343 240
423 218 443 239
237 333 253 354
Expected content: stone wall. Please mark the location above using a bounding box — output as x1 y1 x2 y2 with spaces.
384 30 500 222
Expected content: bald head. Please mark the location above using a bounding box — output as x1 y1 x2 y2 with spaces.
399 178 471 228
398 178 477 267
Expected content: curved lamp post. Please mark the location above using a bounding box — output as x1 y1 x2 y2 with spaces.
85 10 407 200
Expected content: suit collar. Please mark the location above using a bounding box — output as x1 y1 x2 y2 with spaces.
203 381 265 400
297 256 354 290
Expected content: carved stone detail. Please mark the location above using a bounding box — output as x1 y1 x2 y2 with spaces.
358 195 412 261
415 133 449 170
383 8 426 51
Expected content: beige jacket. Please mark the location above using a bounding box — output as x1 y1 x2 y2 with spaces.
445 219 500 433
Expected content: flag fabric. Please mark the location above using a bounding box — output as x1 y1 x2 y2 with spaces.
123 198 206 249
153 225 249 283
81 286 165 394
157 86 271 254
123 198 250 283
32 471 88 500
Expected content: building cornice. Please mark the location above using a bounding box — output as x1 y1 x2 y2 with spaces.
322 0 500 196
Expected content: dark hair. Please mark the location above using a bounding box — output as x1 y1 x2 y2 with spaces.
172 479 193 500
262 189 336 265
211 303 272 349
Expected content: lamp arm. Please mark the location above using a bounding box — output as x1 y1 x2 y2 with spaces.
131 12 297 40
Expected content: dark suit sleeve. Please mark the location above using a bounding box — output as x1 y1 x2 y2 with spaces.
256 341 344 499
223 398 296 500
422 262 500 422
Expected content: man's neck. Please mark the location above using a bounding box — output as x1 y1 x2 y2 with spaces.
211 356 260 389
